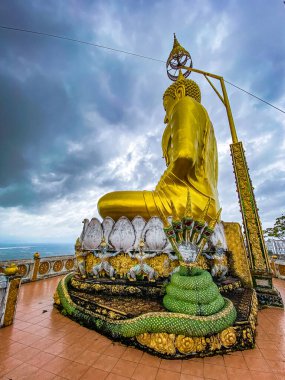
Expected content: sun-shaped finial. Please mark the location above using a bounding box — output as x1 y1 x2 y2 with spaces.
166 34 193 82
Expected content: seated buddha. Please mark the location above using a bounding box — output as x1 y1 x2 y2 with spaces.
98 39 220 224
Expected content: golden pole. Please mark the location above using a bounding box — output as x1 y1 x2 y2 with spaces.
220 78 238 144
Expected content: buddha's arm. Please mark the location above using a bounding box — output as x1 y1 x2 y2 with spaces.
168 97 206 178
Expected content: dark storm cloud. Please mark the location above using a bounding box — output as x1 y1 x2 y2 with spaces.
0 0 153 209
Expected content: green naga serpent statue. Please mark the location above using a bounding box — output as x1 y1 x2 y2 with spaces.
161 191 237 326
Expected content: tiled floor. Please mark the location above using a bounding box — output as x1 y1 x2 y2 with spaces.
0 277 284 380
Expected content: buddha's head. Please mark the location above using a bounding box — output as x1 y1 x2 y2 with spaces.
163 72 201 124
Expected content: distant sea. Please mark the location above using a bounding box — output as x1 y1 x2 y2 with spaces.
0 243 74 261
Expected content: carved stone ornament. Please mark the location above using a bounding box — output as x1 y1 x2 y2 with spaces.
65 259 74 270
17 264 28 277
132 216 147 250
53 260 63 272
38 261 50 275
102 217 115 243
143 217 168 251
82 218 103 250
109 216 136 252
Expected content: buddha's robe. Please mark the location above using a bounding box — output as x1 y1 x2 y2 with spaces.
98 96 219 223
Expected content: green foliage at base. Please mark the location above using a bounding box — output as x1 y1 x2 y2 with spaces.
263 214 285 241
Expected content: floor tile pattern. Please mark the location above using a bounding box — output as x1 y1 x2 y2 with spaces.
0 277 284 379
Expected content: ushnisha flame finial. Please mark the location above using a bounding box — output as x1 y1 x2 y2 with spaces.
177 69 185 82
166 34 193 82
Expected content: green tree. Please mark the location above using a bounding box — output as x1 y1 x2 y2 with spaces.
264 214 285 241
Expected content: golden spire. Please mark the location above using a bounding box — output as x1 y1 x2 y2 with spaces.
209 208 222 229
171 201 180 221
200 198 211 223
184 189 193 218
170 33 190 58
166 33 193 82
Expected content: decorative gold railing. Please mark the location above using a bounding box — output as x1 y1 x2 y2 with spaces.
0 253 76 283
0 253 76 328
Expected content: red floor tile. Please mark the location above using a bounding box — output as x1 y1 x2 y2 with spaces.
102 342 127 358
250 371 279 380
139 352 161 368
26 350 55 368
92 354 119 372
180 375 204 380
204 363 228 380
181 361 204 377
244 357 271 372
224 354 248 369
156 368 181 380
58 360 89 379
160 358 182 373
45 356 71 375
106 373 130 380
83 367 109 380
132 363 158 380
4 362 39 379
73 348 101 366
226 367 253 380
111 358 137 377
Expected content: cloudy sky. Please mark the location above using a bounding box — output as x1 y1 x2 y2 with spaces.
0 0 284 243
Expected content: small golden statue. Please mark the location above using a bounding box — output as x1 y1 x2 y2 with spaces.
98 35 220 224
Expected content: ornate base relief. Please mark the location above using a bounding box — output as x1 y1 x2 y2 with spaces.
136 326 239 356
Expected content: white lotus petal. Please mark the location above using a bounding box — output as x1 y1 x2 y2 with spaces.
82 218 103 250
109 216 135 252
132 216 147 250
143 216 168 251
102 216 115 244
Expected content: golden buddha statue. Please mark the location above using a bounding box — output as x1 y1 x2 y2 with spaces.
98 36 220 223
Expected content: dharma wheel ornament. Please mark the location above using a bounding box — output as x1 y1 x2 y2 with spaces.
166 33 193 82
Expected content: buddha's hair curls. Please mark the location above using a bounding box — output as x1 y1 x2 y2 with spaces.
163 78 201 103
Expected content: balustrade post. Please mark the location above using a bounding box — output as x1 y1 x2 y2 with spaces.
0 265 21 327
31 252 40 281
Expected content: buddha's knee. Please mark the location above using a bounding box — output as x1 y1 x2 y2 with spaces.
98 191 140 217
98 191 152 220
97 192 116 217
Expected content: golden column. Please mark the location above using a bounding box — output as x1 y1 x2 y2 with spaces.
1 264 21 327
